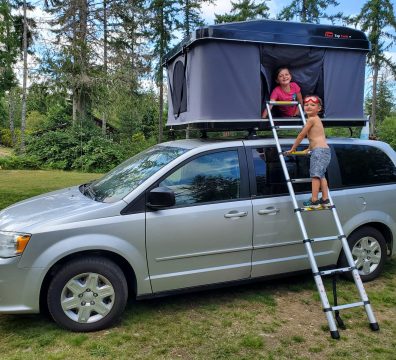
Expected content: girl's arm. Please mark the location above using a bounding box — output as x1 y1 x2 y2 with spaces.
293 91 303 116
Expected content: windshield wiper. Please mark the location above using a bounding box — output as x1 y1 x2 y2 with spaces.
81 183 96 200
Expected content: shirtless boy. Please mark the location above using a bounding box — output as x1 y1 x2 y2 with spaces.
286 95 331 209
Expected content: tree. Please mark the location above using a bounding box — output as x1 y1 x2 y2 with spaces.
148 0 179 142
45 0 95 124
215 0 269 24
353 0 396 136
278 0 341 23
0 0 18 96
178 0 211 37
365 72 395 124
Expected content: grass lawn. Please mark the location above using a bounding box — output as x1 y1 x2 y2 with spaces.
0 170 395 360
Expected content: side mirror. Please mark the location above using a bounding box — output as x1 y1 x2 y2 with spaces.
147 187 175 210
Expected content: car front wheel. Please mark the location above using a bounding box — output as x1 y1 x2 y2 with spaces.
339 226 387 282
47 256 128 332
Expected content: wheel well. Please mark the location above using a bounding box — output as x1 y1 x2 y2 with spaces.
349 222 393 256
39 250 137 314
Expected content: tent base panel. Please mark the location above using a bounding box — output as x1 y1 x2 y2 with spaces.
167 119 366 132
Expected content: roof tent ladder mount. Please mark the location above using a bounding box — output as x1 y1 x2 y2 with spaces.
266 101 379 339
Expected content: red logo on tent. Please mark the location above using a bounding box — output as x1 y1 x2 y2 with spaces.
325 31 334 38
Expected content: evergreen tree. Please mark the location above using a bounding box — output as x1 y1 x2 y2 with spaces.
0 0 18 96
45 0 96 124
365 72 395 124
178 0 211 37
148 0 179 142
353 0 396 136
278 0 341 23
215 0 269 24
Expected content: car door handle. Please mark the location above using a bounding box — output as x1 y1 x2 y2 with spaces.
224 211 248 218
258 207 280 215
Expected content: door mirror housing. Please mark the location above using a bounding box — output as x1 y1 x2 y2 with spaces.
147 187 175 210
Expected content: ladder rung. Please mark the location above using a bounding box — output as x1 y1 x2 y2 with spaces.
275 125 303 130
287 151 310 156
311 235 340 242
269 101 299 106
298 206 330 212
290 178 311 183
332 302 365 311
319 267 354 276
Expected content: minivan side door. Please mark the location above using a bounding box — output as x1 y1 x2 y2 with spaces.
145 147 253 293
247 145 339 278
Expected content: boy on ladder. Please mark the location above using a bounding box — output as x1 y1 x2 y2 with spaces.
285 95 331 209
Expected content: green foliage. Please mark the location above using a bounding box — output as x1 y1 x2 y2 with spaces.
365 75 395 123
215 0 269 24
377 115 396 149
71 135 129 173
278 0 342 23
23 122 154 172
0 154 40 170
0 128 20 147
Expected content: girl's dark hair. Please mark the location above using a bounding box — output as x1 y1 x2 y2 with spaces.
275 66 291 78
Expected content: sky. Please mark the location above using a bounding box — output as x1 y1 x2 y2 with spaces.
201 0 376 24
200 0 396 70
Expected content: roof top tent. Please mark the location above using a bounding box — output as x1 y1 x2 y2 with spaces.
164 20 370 131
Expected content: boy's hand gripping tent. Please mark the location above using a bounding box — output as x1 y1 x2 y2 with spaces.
164 20 370 130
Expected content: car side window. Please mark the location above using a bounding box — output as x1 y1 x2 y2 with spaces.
333 144 396 187
159 150 241 206
252 146 311 196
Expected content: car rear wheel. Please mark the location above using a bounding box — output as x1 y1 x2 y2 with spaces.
47 256 128 332
339 226 387 282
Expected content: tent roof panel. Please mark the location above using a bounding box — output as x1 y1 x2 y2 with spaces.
165 20 370 64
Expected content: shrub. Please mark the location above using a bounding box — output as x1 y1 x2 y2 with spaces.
377 116 396 150
0 155 40 170
0 128 20 148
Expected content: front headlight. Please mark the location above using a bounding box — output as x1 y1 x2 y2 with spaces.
0 231 31 258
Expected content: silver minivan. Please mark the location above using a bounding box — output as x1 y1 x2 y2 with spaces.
0 137 395 331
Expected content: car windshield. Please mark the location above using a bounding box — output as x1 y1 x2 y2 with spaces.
85 145 188 203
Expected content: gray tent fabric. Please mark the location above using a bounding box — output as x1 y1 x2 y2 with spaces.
166 37 367 127
324 50 366 119
167 42 261 125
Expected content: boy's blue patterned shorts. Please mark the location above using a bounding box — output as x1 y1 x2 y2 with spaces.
310 147 331 178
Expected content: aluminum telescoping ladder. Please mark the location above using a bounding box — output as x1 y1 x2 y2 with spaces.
266 100 379 339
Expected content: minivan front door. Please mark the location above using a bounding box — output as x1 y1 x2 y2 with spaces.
146 149 253 293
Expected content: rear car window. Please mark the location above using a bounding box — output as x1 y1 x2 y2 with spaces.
252 146 311 196
333 144 396 187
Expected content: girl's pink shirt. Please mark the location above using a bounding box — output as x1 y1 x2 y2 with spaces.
270 82 301 117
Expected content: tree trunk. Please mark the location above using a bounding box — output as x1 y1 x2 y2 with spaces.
8 90 16 147
158 6 164 143
370 64 379 137
20 0 28 152
301 0 307 22
102 0 108 135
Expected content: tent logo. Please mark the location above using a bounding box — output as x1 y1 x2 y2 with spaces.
325 31 352 39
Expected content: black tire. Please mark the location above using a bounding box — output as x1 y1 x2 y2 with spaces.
47 256 128 332
339 226 387 282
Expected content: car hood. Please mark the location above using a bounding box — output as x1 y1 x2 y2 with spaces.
0 186 112 232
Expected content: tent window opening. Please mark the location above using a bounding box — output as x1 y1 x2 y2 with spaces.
172 60 187 117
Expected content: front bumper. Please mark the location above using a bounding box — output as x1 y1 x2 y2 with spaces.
0 257 43 313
